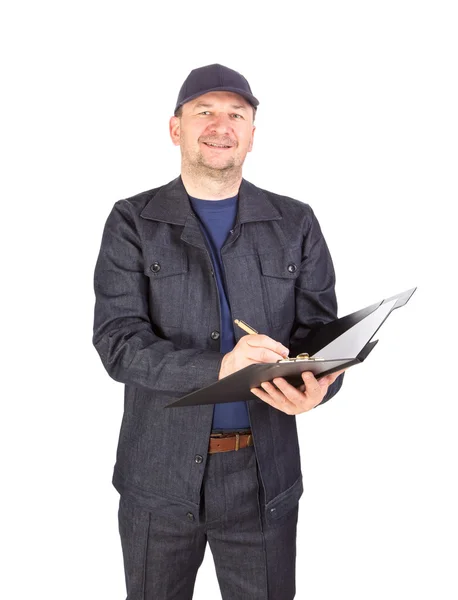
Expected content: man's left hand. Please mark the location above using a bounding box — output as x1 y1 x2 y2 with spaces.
250 369 346 414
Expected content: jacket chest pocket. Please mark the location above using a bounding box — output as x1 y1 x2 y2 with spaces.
259 250 300 330
144 245 188 327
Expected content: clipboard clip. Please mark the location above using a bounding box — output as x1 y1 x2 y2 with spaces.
277 353 325 363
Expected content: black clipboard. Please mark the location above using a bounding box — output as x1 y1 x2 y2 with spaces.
166 287 416 408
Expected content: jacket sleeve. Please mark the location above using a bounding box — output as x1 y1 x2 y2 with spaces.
288 206 344 405
92 200 224 396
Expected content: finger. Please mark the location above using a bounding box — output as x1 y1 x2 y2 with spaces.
329 368 346 383
245 347 290 364
271 377 319 412
301 371 323 398
270 378 306 407
257 381 299 413
260 381 290 405
320 369 346 387
245 335 289 358
250 385 293 413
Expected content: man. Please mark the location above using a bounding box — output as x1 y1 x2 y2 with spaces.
93 63 345 600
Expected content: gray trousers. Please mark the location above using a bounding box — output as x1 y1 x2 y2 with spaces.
118 444 298 599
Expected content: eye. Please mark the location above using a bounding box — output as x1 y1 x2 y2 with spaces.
198 111 243 119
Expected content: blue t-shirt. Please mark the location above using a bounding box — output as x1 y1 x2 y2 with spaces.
189 194 251 431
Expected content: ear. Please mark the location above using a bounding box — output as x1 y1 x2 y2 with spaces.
247 125 256 152
169 116 181 146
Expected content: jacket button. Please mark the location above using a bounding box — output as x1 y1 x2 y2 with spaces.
150 262 161 273
186 512 195 521
287 263 297 273
211 330 220 340
194 455 203 464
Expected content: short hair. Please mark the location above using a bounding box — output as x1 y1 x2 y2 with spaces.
174 104 257 122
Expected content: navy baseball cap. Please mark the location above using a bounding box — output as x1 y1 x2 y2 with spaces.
174 63 259 115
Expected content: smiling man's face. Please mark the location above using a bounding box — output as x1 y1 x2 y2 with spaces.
170 91 256 176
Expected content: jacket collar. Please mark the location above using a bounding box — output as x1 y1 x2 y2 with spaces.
140 175 281 225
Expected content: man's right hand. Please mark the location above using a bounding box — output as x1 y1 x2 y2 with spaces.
218 335 290 380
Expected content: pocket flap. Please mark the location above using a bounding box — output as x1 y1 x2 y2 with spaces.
259 250 300 279
144 245 188 279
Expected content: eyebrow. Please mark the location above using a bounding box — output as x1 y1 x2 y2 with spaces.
193 102 248 112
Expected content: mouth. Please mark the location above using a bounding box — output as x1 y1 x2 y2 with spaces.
202 142 233 150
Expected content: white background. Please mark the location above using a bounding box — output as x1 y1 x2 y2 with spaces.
1 1 457 598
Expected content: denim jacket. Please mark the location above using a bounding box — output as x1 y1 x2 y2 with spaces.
92 175 343 525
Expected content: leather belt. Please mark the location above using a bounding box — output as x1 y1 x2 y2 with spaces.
208 431 253 454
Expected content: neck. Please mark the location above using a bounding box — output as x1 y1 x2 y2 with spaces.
180 164 242 200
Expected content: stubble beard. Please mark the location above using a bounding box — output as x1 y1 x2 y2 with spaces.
182 147 243 183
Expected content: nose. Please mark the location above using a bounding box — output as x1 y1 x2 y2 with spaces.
206 112 233 134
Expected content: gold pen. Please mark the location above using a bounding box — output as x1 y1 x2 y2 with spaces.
234 319 258 335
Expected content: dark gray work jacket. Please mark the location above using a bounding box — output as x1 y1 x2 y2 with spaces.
92 175 343 525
